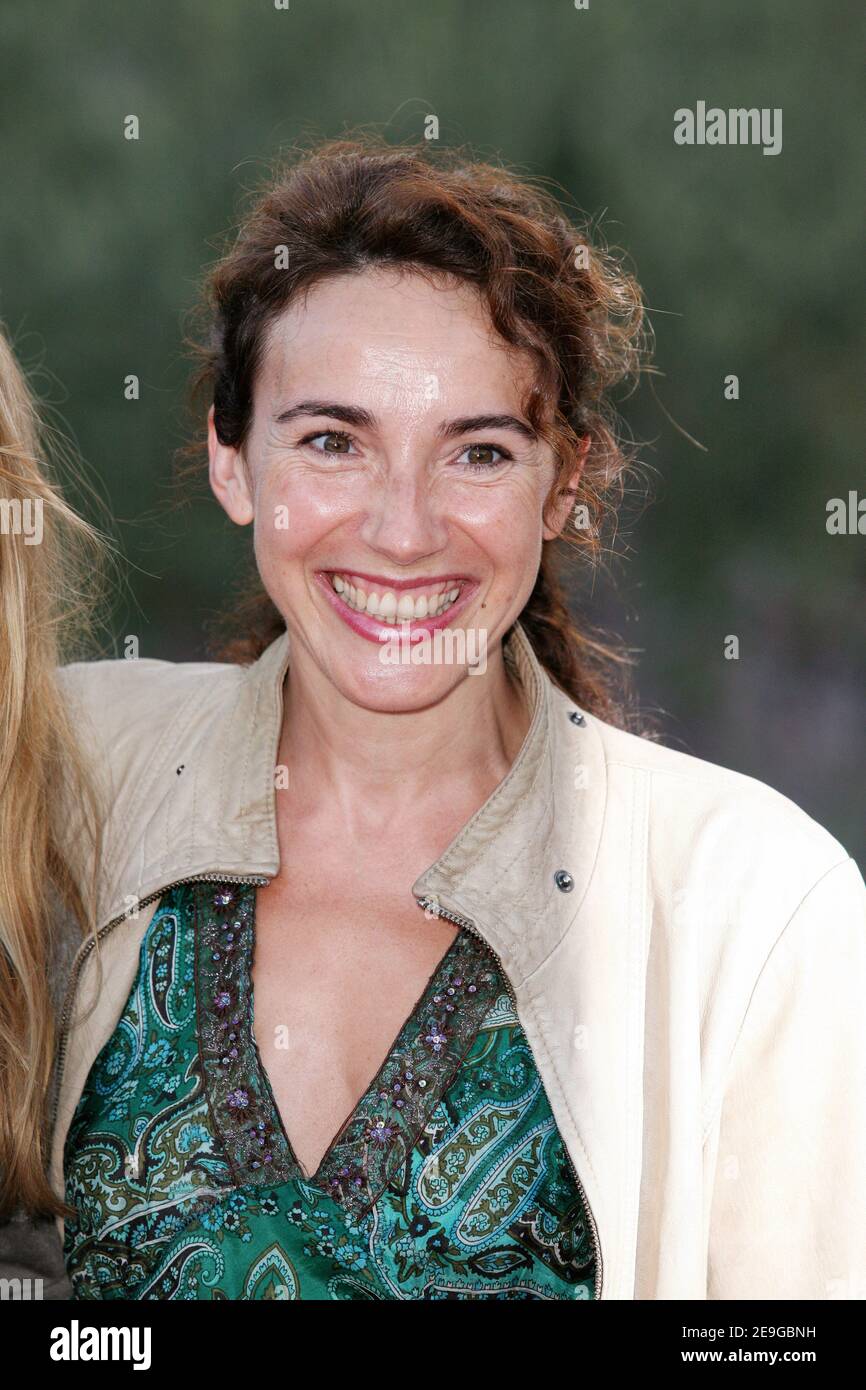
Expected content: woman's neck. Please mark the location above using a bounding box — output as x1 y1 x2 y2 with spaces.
274 637 532 840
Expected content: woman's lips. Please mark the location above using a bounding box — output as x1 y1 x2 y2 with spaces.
314 571 479 645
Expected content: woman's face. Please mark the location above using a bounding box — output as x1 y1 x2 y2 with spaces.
209 265 575 711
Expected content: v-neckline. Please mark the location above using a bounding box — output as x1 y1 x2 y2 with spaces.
248 898 466 1186
194 880 503 1219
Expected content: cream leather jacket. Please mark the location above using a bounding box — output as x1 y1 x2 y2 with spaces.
30 622 866 1298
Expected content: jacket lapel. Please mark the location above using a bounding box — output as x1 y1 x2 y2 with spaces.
411 621 607 980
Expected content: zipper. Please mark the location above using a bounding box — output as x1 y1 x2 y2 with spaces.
416 892 604 1299
50 871 269 1134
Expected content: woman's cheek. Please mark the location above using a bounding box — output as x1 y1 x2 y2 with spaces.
458 483 544 576
251 491 305 607
253 472 337 548
249 478 345 606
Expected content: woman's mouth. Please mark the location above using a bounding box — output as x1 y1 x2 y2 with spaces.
315 570 478 643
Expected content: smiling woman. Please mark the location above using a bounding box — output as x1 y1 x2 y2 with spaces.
183 135 644 720
35 136 866 1301
205 263 596 722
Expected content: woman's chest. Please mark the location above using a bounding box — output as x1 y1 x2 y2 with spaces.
62 879 598 1299
250 876 460 1177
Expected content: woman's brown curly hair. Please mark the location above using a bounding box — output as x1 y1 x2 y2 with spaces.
181 133 649 724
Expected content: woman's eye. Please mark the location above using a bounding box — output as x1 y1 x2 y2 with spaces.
302 430 357 455
456 443 511 472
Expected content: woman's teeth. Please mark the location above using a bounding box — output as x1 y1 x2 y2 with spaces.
330 575 462 622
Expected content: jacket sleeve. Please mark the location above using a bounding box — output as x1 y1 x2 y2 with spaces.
0 1209 71 1299
706 855 866 1300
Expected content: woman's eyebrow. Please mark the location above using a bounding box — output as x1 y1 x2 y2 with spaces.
274 401 375 428
440 413 538 443
274 401 537 442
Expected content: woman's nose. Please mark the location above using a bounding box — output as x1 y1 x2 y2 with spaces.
359 474 448 562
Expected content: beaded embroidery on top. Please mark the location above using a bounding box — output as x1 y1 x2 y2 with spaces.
64 880 598 1299
196 882 502 1221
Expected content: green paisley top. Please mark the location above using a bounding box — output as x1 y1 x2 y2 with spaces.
63 880 597 1300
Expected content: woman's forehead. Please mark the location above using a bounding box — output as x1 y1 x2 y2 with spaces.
257 269 537 411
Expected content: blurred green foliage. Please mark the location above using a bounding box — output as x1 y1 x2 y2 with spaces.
0 0 863 852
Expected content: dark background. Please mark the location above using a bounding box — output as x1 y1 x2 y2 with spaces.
1 0 863 856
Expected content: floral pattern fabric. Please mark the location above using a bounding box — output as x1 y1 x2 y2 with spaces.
63 881 597 1300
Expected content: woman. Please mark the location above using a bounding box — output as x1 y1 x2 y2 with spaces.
0 326 104 1296
43 137 866 1299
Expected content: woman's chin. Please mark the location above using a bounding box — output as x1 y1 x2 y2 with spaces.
323 648 483 714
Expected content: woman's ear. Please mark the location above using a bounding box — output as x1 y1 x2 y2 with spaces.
208 405 255 525
542 435 592 540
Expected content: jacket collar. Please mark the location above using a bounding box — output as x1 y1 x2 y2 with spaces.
411 622 607 982
99 620 607 985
